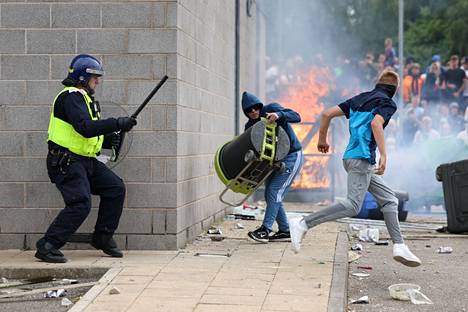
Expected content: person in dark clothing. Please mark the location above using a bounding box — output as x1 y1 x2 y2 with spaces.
384 38 396 67
443 55 466 105
422 62 443 106
35 54 137 263
289 71 421 267
241 92 303 243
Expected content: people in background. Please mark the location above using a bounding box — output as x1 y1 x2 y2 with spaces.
444 55 466 105
403 63 424 105
414 116 440 144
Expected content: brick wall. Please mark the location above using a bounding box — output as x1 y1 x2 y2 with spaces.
0 0 259 250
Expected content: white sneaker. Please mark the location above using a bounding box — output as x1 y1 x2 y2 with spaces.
289 218 308 254
393 243 421 267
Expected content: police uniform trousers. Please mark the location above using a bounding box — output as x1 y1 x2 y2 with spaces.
45 151 125 249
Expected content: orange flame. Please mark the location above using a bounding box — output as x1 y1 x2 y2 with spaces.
278 66 334 189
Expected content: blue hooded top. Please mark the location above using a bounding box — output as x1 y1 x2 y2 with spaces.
242 91 302 154
338 84 397 165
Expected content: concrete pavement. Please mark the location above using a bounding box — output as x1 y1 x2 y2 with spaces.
0 208 346 312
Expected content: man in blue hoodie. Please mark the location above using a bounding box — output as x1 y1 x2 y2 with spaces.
288 71 421 267
242 92 303 243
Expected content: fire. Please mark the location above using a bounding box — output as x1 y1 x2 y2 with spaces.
279 66 333 122
278 66 334 189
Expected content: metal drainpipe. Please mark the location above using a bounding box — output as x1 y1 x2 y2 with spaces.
234 0 240 135
398 0 404 108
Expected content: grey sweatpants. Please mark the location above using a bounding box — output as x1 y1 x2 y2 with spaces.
304 159 404 244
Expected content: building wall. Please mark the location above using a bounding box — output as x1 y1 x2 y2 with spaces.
172 0 259 248
0 0 259 250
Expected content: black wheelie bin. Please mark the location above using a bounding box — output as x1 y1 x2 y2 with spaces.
436 159 468 233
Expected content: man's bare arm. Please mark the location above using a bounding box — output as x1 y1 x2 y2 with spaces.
317 106 345 153
371 114 387 175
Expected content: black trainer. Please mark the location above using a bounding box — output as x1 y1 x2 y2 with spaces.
35 238 67 263
91 235 123 258
269 230 291 242
248 225 270 243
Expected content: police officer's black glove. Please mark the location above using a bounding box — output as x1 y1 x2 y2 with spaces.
103 132 121 150
109 132 121 148
117 117 137 132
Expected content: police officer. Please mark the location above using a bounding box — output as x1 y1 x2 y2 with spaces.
35 54 136 263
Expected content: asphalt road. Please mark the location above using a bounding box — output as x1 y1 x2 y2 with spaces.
347 224 468 312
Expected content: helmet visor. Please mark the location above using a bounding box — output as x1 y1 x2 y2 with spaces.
86 68 104 76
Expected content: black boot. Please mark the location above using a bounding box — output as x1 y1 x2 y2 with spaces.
91 234 123 258
35 238 67 263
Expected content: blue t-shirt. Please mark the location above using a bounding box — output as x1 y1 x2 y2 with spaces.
338 85 397 165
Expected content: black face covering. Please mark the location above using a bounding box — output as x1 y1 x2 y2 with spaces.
376 83 397 98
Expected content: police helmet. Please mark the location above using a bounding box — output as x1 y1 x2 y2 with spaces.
66 54 104 86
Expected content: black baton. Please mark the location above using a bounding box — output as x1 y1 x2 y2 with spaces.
111 75 169 162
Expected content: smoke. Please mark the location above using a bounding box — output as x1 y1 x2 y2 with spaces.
385 137 467 211
258 0 360 64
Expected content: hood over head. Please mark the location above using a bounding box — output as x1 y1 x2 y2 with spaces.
241 91 263 117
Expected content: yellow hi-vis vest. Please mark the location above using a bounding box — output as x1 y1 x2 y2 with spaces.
47 87 103 157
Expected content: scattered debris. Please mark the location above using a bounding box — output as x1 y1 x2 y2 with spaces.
45 289 66 298
351 272 370 278
357 265 373 270
243 203 259 210
408 289 433 305
436 226 448 233
339 218 440 231
348 251 362 263
388 283 420 300
224 214 236 221
0 282 97 299
210 236 225 241
375 240 389 246
235 223 245 229
0 276 55 290
194 251 232 257
232 205 264 220
61 297 73 306
349 224 365 232
349 295 369 304
234 214 256 220
388 283 432 305
351 243 363 251
109 287 121 295
359 228 379 242
437 246 453 254
207 227 222 235
0 278 8 284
